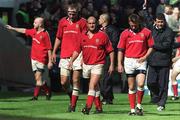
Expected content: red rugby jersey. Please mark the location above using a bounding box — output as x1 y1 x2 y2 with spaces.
77 31 113 65
25 29 52 64
177 36 180 56
117 28 154 58
56 17 87 58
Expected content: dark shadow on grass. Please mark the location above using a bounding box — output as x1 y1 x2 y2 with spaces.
166 101 180 104
142 101 180 106
99 110 130 114
0 114 77 120
167 109 180 111
50 98 70 101
0 108 23 110
0 92 32 99
77 98 86 101
145 112 180 116
107 103 129 105
0 99 31 102
0 97 71 102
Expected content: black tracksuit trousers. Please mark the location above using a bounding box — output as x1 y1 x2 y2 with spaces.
147 65 170 107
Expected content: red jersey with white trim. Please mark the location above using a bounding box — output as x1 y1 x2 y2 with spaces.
56 17 87 58
77 31 113 65
117 28 154 58
25 29 52 64
177 36 180 56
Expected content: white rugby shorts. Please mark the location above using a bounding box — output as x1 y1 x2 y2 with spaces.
31 59 45 72
59 53 82 76
173 59 180 73
124 57 147 74
82 63 104 78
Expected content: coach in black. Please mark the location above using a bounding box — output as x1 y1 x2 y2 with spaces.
98 13 119 104
146 13 174 111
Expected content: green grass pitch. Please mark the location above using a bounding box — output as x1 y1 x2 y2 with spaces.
0 92 180 120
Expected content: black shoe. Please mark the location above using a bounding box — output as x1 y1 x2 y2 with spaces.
82 106 90 115
107 99 113 104
46 93 51 100
101 99 113 105
101 99 107 105
94 108 103 114
171 96 179 101
68 105 75 112
128 111 136 116
30 96 38 101
136 107 143 116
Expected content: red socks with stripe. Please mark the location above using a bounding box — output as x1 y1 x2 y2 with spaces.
71 88 79 107
86 90 95 109
172 84 178 97
34 86 41 97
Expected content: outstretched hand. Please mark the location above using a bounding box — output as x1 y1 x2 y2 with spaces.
6 25 13 30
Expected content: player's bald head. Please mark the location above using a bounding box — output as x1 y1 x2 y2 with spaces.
35 17 44 27
87 16 98 32
87 16 97 23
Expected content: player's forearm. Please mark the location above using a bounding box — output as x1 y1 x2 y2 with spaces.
9 26 26 34
48 50 52 63
109 51 115 68
143 47 154 59
52 38 61 54
118 51 124 66
70 51 79 63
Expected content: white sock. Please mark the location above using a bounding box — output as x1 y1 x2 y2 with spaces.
131 109 135 113
137 104 142 109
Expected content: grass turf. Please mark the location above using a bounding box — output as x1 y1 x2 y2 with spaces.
0 92 180 120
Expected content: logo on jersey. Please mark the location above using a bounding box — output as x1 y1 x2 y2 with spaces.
96 39 99 43
139 33 145 38
40 35 43 40
76 24 79 29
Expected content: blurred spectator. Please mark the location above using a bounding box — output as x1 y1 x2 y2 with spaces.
163 4 173 23
1 12 8 25
167 7 180 35
156 0 166 15
16 3 31 45
94 0 111 11
27 0 45 25
16 3 30 28
100 4 110 14
169 0 180 5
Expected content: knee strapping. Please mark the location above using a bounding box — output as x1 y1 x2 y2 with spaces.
128 89 136 94
88 90 95 96
72 87 79 96
95 91 100 97
137 87 144 91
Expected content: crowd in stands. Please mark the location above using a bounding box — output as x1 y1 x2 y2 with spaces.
15 0 179 46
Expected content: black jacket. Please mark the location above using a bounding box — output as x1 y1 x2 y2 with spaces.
105 25 119 53
147 26 174 66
